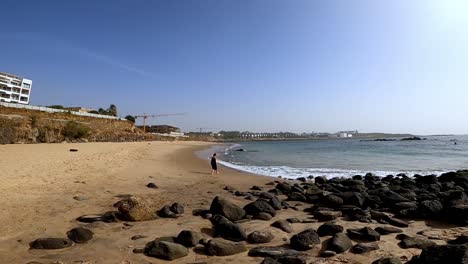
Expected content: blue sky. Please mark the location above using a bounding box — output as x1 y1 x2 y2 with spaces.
2 0 468 134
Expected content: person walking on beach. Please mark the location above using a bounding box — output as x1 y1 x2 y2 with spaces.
211 153 219 175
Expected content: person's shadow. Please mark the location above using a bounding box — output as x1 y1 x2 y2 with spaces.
190 171 212 175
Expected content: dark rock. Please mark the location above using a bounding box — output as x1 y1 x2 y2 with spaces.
261 257 280 264
244 199 277 217
76 212 118 223
69 149 78 152
290 229 321 251
248 231 274 244
371 256 402 264
352 242 380 254
277 255 307 264
271 220 293 233
396 234 436 249
175 230 203 247
144 240 188 260
29 238 73 249
254 212 273 221
210 215 247 242
73 195 89 201
323 194 344 208
370 211 409 227
170 203 184 214
347 227 380 242
203 238 247 256
327 233 352 253
146 182 158 189
251 186 263 191
417 244 468 264
269 196 283 210
66 227 93 243
448 235 468 245
154 236 176 243
288 192 307 202
446 202 468 225
131 235 147 240
248 246 305 258
276 182 293 194
375 226 403 235
317 222 344 237
315 176 326 184
224 185 236 192
321 250 337 257
192 208 210 216
260 192 275 199
314 210 342 221
297 177 307 183
419 200 443 217
210 196 246 221
158 205 178 218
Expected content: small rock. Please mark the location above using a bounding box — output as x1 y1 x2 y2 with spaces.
327 233 352 253
73 195 89 201
175 230 203 247
317 222 344 237
371 256 402 264
144 241 188 260
66 227 93 243
170 203 184 214
210 215 247 242
29 238 73 249
248 246 305 258
352 242 380 254
347 227 380 242
248 231 274 244
271 220 293 233
244 199 277 217
133 247 145 254
314 210 342 221
396 234 436 249
131 235 147 240
146 183 158 189
290 229 321 251
158 205 178 218
69 149 78 152
254 212 273 221
375 226 403 235
202 238 247 256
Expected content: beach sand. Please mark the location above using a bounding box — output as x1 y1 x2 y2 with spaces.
0 141 460 263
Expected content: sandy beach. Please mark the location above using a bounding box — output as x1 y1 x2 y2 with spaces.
0 141 465 264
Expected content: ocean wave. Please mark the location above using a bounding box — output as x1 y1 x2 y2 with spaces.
217 160 448 179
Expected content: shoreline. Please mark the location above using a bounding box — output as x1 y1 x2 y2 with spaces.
0 141 465 263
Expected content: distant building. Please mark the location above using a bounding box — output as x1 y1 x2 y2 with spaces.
143 125 180 134
0 72 32 104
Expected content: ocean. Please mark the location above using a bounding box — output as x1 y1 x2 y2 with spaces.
199 135 468 179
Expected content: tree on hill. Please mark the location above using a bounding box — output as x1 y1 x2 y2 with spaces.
125 115 136 123
108 104 118 117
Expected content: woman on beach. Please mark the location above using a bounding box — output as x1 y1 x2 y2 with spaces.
211 153 219 175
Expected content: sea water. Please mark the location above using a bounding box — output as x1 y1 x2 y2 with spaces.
200 135 468 179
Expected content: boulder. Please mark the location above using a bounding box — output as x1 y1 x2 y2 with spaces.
202 238 247 256
448 235 468 245
352 242 380 254
347 227 380 242
314 210 342 221
375 226 403 235
271 220 293 233
170 203 184 214
244 199 277 217
66 227 93 243
175 230 203 247
158 205 178 218
290 229 321 251
323 194 344 208
144 241 188 260
276 182 292 194
371 256 402 264
254 212 273 221
269 196 283 210
396 234 436 249
210 215 247 242
248 231 275 244
417 244 468 264
288 192 307 202
114 196 158 221
317 222 344 237
210 196 246 221
249 246 305 258
29 238 73 249
419 200 443 218
327 233 352 253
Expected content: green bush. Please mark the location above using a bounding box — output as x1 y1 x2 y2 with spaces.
62 121 90 139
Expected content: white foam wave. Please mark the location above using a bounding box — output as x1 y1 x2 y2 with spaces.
217 160 447 179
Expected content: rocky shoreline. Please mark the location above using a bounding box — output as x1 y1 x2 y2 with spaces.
28 169 468 263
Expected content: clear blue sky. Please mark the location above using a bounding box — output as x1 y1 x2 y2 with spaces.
2 0 468 134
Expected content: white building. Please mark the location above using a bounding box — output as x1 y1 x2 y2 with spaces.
0 72 32 105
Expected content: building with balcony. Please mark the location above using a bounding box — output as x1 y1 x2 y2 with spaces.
0 72 32 104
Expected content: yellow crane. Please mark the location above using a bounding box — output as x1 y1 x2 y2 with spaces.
135 113 185 132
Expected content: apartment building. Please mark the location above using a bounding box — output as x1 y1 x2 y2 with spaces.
0 72 32 104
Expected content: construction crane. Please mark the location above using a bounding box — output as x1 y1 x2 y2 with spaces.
135 113 185 132
196 127 216 133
